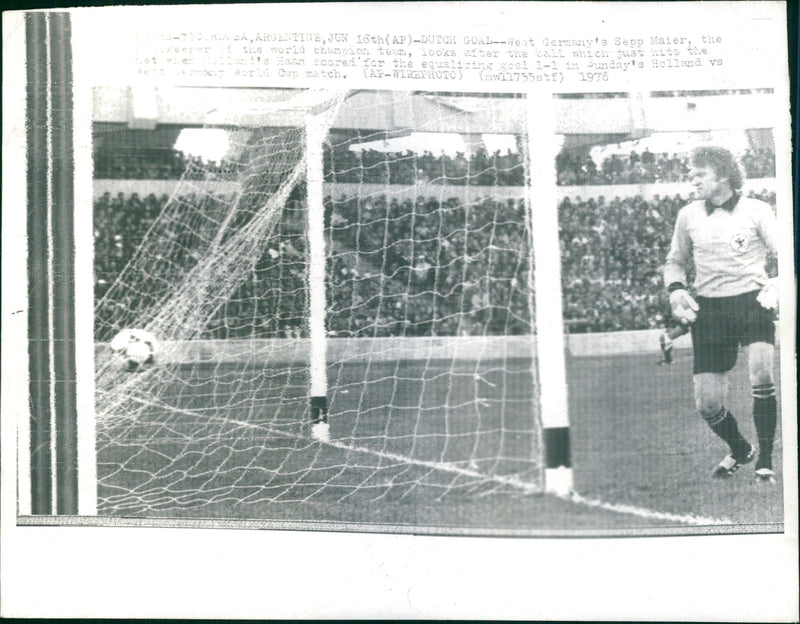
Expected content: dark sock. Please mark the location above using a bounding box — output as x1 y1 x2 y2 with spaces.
706 407 750 457
753 384 777 470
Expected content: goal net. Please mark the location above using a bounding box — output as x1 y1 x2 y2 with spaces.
93 89 544 516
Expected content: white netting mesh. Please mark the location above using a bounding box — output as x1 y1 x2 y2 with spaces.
93 90 543 516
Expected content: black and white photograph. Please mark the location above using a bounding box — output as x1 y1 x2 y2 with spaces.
2 2 797 620
555 90 784 529
84 88 557 529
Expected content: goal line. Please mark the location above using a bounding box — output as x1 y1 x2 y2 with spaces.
103 389 543 497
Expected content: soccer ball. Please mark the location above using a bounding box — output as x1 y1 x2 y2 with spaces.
110 328 159 371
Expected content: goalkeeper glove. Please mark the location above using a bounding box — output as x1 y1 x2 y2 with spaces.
756 278 779 310
669 287 699 324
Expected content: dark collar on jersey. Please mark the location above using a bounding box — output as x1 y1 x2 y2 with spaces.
705 191 740 215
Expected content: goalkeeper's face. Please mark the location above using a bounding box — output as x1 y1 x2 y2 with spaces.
690 165 726 202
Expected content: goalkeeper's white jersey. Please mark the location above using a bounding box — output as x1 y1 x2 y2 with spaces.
664 196 777 298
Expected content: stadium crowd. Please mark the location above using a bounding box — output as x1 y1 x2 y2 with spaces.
556 147 775 186
94 148 186 180
325 195 532 337
323 147 524 186
94 144 526 185
559 193 683 332
94 149 243 180
95 143 776 188
94 191 168 300
94 187 776 339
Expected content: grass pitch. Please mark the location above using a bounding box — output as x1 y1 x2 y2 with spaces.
96 347 783 534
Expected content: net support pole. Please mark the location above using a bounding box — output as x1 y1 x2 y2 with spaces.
49 12 80 515
306 115 328 429
526 94 572 495
25 11 51 515
23 12 92 515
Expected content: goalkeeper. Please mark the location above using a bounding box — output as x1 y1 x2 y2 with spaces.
664 146 779 483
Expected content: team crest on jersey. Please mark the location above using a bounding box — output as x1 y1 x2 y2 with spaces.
729 231 750 252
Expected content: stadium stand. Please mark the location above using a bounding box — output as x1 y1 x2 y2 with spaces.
94 188 776 336
556 147 775 186
95 140 775 187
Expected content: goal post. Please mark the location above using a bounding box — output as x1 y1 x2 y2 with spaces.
525 93 572 496
306 113 330 438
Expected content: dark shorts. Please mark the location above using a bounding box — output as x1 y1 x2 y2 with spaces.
691 290 776 374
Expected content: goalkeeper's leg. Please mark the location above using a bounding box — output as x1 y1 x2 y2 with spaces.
694 374 754 479
691 304 752 478
659 323 689 364
659 330 673 364
746 341 778 483
741 294 778 482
